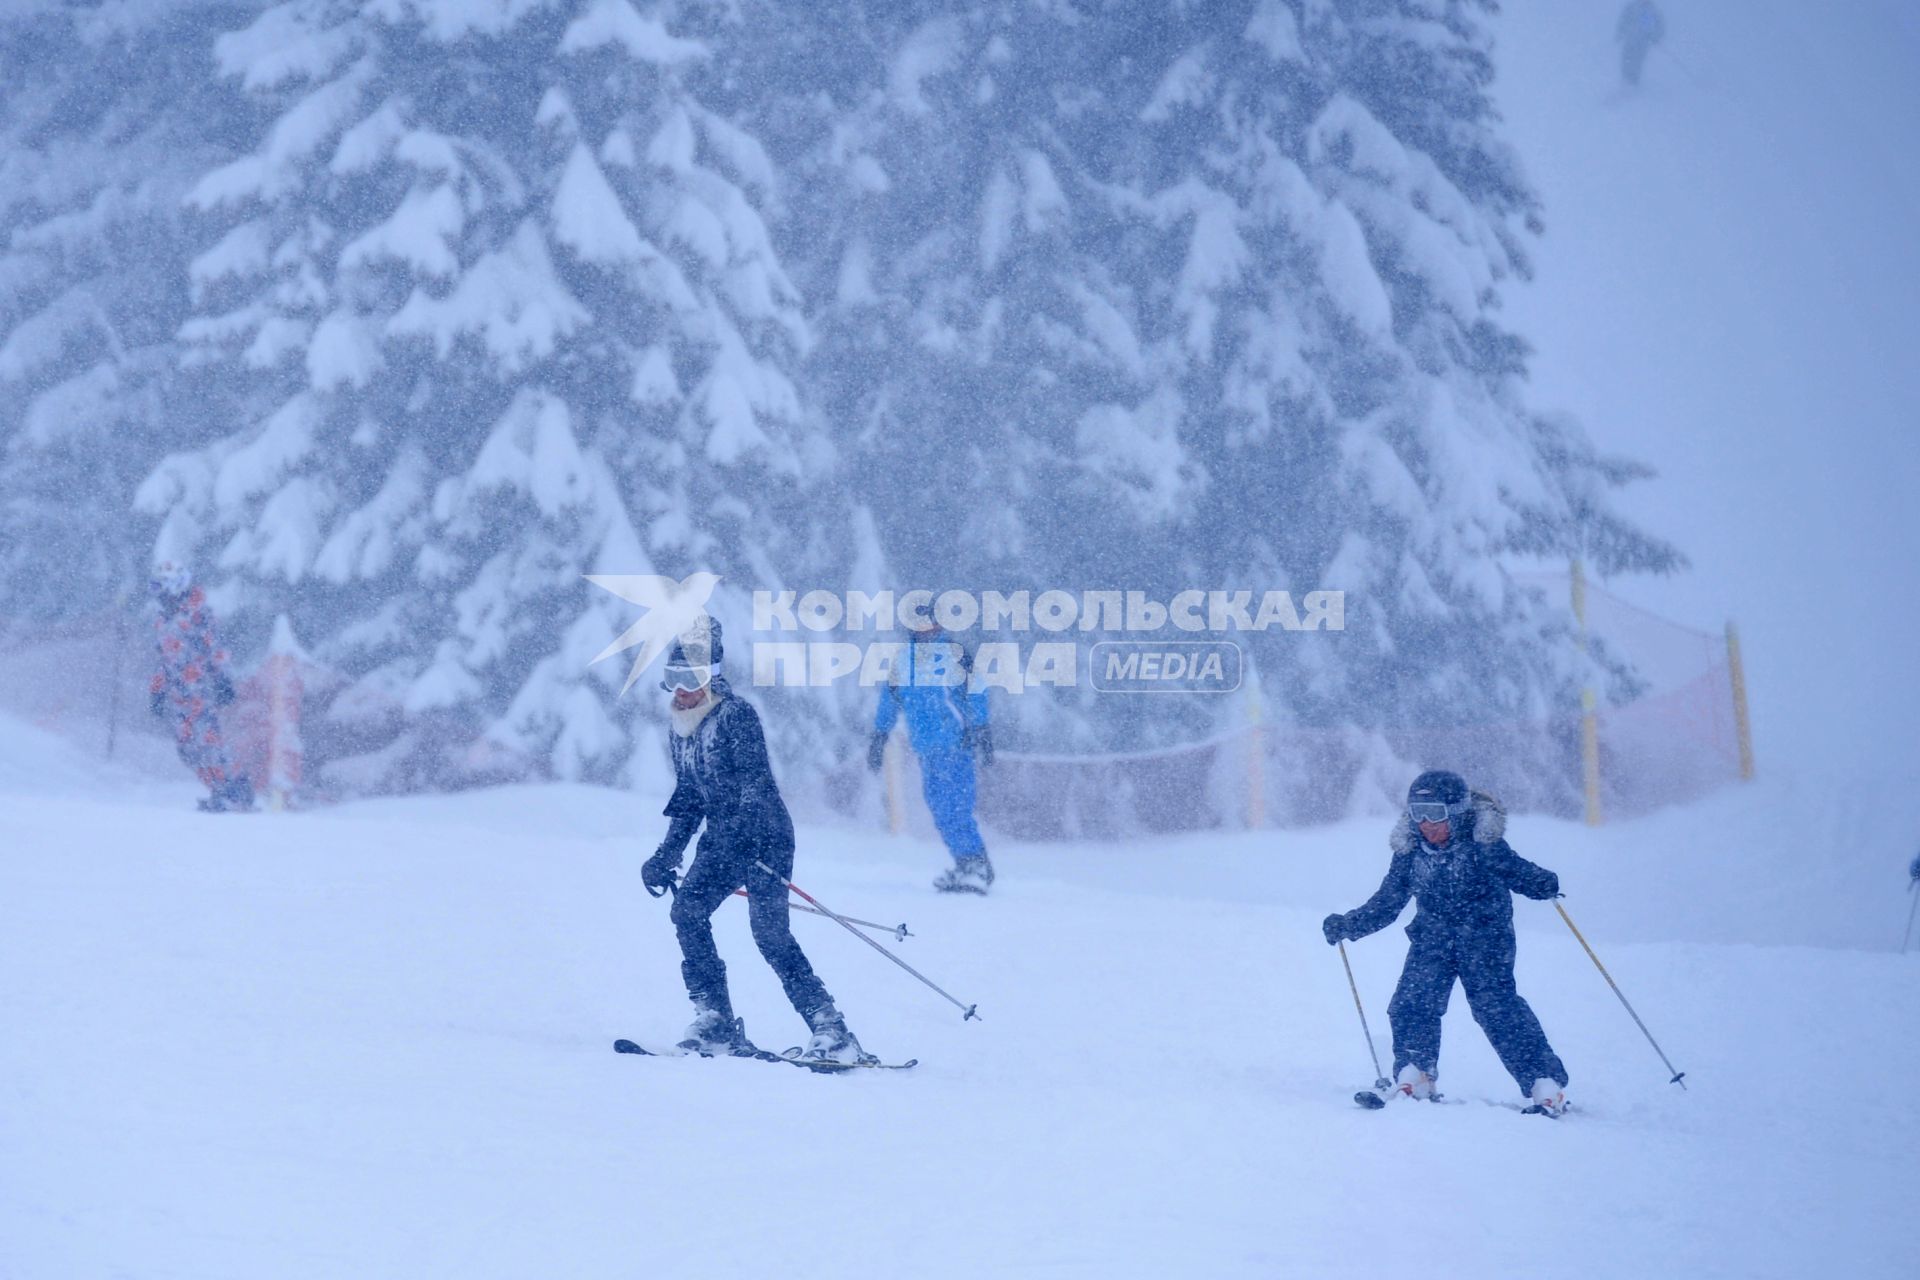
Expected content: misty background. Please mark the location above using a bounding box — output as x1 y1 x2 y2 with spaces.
1 0 1913 828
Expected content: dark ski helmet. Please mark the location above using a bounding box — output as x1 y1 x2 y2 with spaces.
660 614 723 692
1406 770 1470 825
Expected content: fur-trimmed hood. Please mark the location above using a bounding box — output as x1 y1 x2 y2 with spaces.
1390 789 1507 854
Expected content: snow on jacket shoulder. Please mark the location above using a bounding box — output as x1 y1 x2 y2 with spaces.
1342 791 1560 940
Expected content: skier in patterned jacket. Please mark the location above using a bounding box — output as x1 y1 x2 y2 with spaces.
1322 770 1569 1114
148 563 254 813
641 616 870 1065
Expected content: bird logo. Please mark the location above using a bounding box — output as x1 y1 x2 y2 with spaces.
585 571 723 695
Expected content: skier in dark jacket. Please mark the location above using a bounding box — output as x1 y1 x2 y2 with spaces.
148 562 254 813
1323 770 1569 1113
641 616 870 1065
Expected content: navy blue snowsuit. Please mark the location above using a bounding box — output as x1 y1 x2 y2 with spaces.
657 679 831 1023
1335 795 1568 1096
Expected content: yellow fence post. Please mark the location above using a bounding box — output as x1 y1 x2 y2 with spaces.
1571 558 1603 826
1245 656 1265 830
1725 621 1755 780
883 731 903 834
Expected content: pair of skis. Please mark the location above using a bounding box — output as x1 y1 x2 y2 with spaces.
1354 1083 1568 1118
1339 943 1566 1118
612 1038 916 1073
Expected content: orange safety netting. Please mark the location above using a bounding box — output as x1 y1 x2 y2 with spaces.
888 572 1748 839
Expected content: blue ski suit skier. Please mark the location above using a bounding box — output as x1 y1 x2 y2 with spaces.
641 616 870 1065
867 621 995 894
1324 770 1570 1112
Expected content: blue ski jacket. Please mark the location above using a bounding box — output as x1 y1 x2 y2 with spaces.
873 633 988 756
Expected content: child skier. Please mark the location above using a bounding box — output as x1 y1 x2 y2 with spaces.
1322 770 1570 1114
148 563 255 813
642 616 871 1065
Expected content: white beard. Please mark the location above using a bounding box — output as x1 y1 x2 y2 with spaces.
669 691 722 738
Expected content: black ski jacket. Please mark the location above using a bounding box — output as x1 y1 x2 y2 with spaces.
657 680 795 861
1340 793 1559 941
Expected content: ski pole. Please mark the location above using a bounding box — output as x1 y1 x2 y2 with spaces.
1338 941 1392 1093
733 888 911 943
755 861 979 1021
1555 901 1687 1089
1901 879 1918 955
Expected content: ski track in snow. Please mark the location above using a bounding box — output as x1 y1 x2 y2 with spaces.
0 723 1913 1279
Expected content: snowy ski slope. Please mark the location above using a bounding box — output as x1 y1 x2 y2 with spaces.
3 718 1913 1279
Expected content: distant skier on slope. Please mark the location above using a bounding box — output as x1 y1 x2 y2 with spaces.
868 613 996 894
148 563 255 813
1322 770 1570 1114
642 616 872 1065
1905 853 1920 953
1616 0 1666 87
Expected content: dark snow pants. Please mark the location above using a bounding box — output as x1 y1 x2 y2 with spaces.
669 840 831 1024
1388 925 1567 1096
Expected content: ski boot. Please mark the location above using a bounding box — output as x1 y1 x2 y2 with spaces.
1395 1064 1437 1101
196 776 257 814
933 853 994 895
224 776 258 813
677 1007 752 1058
1523 1077 1568 1118
799 1004 875 1066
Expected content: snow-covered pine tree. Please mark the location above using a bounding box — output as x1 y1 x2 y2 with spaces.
781 4 1201 591
1109 0 1681 811
761 2 1210 753
783 1 1678 808
0 0 1686 811
0 1 253 625
141 0 826 786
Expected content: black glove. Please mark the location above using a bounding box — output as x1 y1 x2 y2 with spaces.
1539 872 1562 899
866 732 888 773
642 849 681 898
965 723 994 765
213 671 238 706
1321 913 1347 946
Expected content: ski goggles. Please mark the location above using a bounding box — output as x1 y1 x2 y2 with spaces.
1407 800 1464 824
659 663 710 693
